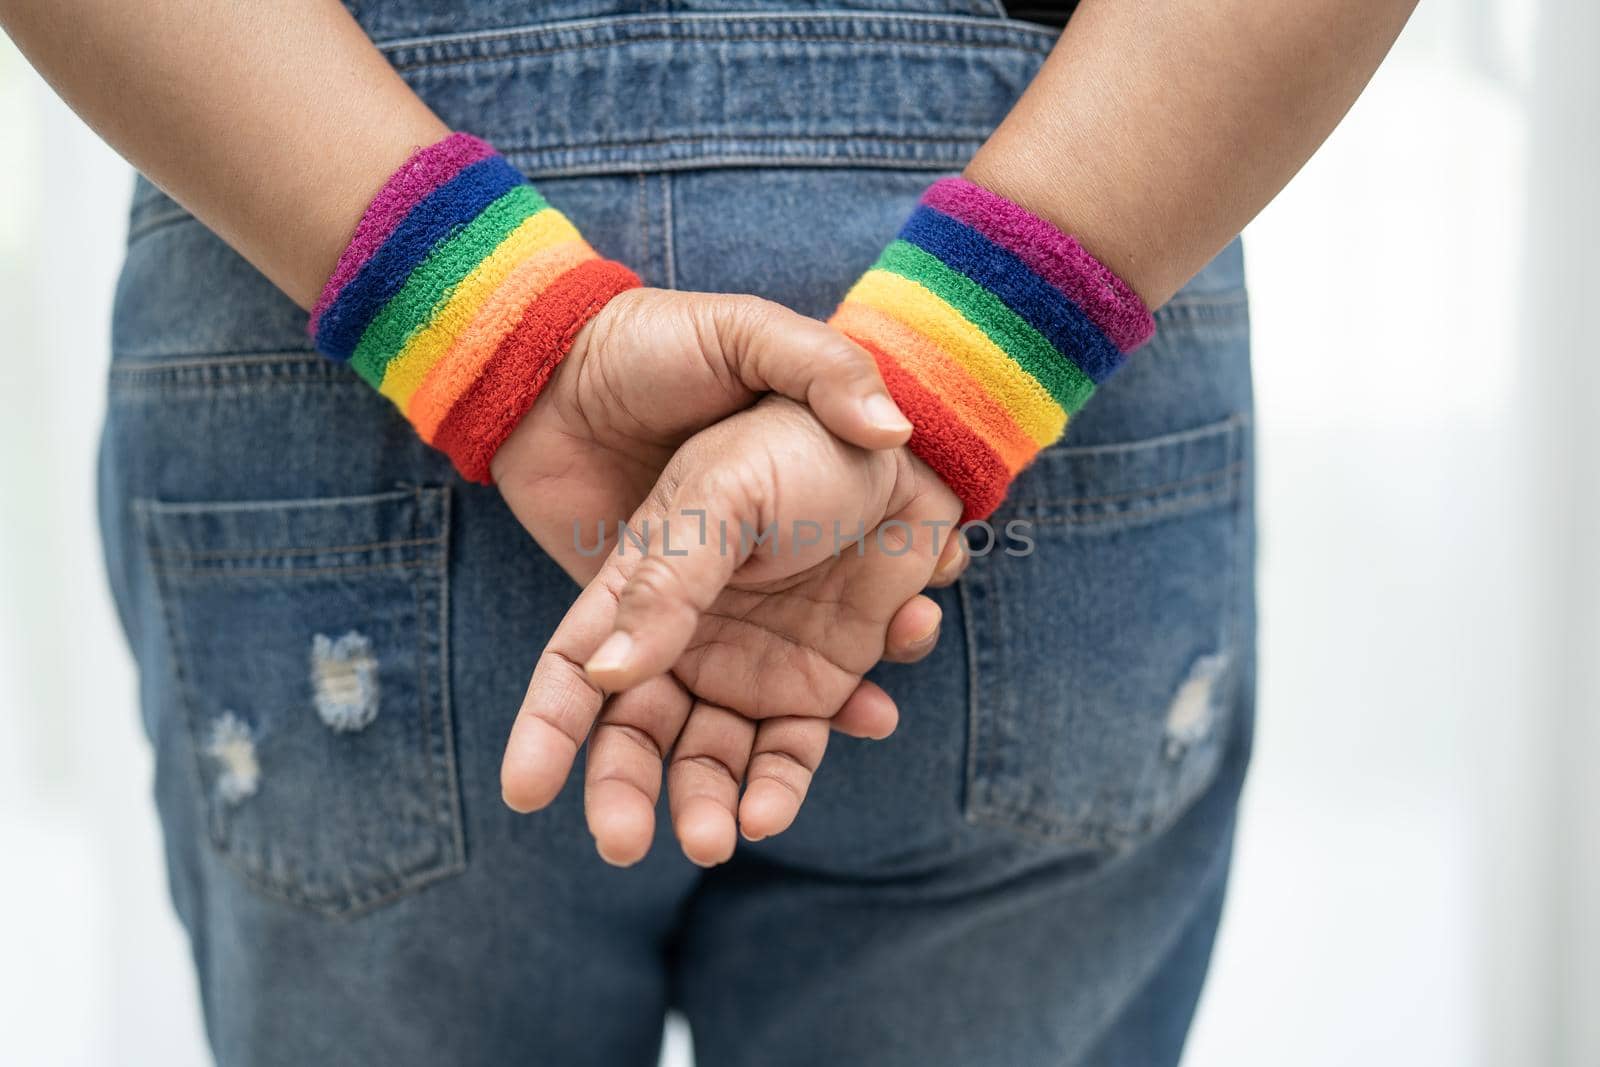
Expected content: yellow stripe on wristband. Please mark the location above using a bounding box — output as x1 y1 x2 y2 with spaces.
378 208 584 406
843 269 1066 445
407 239 600 441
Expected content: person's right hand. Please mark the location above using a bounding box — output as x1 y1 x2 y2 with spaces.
490 288 918 584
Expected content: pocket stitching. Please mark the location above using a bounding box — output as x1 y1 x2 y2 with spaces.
140 487 465 918
962 428 1246 850
1024 474 1242 529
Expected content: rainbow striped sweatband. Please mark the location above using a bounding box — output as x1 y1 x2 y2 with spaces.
830 177 1155 521
309 132 640 482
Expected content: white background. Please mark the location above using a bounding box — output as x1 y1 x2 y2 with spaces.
2 1 1596 1063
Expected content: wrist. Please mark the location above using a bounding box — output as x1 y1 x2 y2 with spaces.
830 176 1154 521
308 131 640 483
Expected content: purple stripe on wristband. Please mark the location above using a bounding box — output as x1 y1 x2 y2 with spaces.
920 177 1154 353
308 132 498 333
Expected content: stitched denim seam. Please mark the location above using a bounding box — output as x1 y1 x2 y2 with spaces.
134 488 421 514
429 489 467 871
958 577 984 825
504 132 1002 151
124 146 995 241
1024 477 1240 530
151 561 442 579
378 13 1059 63
413 494 453 869
1035 414 1249 459
1020 460 1245 510
661 173 678 291
504 152 986 179
375 11 1060 52
636 174 651 283
392 34 1045 74
150 536 444 561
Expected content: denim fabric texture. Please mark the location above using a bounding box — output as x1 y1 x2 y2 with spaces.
100 1 1255 1063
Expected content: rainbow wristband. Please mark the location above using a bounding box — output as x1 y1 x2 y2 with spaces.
830 177 1155 521
309 132 640 483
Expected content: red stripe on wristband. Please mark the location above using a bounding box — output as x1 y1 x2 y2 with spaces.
858 337 1012 523
431 258 641 484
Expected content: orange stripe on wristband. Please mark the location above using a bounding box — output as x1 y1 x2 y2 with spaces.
832 302 1045 471
431 258 641 483
408 240 597 440
855 336 1012 523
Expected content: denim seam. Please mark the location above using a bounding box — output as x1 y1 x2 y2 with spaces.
662 173 678 291
958 576 983 825
136 503 221 884
392 33 1047 74
1021 460 1246 510
374 11 1060 53
149 535 444 561
151 561 441 579
636 174 651 283
507 132 1001 151
1039 413 1249 458
430 488 467 875
1021 481 1240 531
416 489 467 889
377 13 1059 62
134 488 420 513
504 152 986 180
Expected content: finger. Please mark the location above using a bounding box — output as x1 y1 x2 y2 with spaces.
704 296 911 451
740 716 830 842
501 575 622 813
584 465 755 693
881 595 942 664
667 702 755 867
583 676 693 867
829 678 900 739
926 526 969 588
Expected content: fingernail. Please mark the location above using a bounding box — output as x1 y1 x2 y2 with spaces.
909 620 941 648
586 631 635 676
934 539 967 584
863 394 912 434
594 841 639 868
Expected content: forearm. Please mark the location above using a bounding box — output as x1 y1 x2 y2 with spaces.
0 0 446 308
966 0 1419 307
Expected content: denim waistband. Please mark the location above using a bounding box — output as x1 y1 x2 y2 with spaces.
129 11 1057 231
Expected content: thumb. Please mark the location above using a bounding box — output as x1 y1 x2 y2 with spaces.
581 459 763 693
697 296 911 451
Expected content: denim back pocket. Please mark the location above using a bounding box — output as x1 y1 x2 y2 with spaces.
135 487 463 917
960 415 1249 851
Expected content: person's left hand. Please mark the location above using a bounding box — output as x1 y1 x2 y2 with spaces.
501 396 970 866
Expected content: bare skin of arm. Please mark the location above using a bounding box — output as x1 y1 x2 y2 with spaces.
0 0 445 308
2 0 1418 318
967 0 1420 307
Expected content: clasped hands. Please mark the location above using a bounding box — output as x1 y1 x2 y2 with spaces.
490 288 969 866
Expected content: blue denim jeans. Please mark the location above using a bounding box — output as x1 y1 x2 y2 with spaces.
100 1 1254 1063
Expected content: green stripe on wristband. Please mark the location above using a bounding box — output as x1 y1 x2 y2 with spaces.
350 184 549 386
875 239 1097 413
